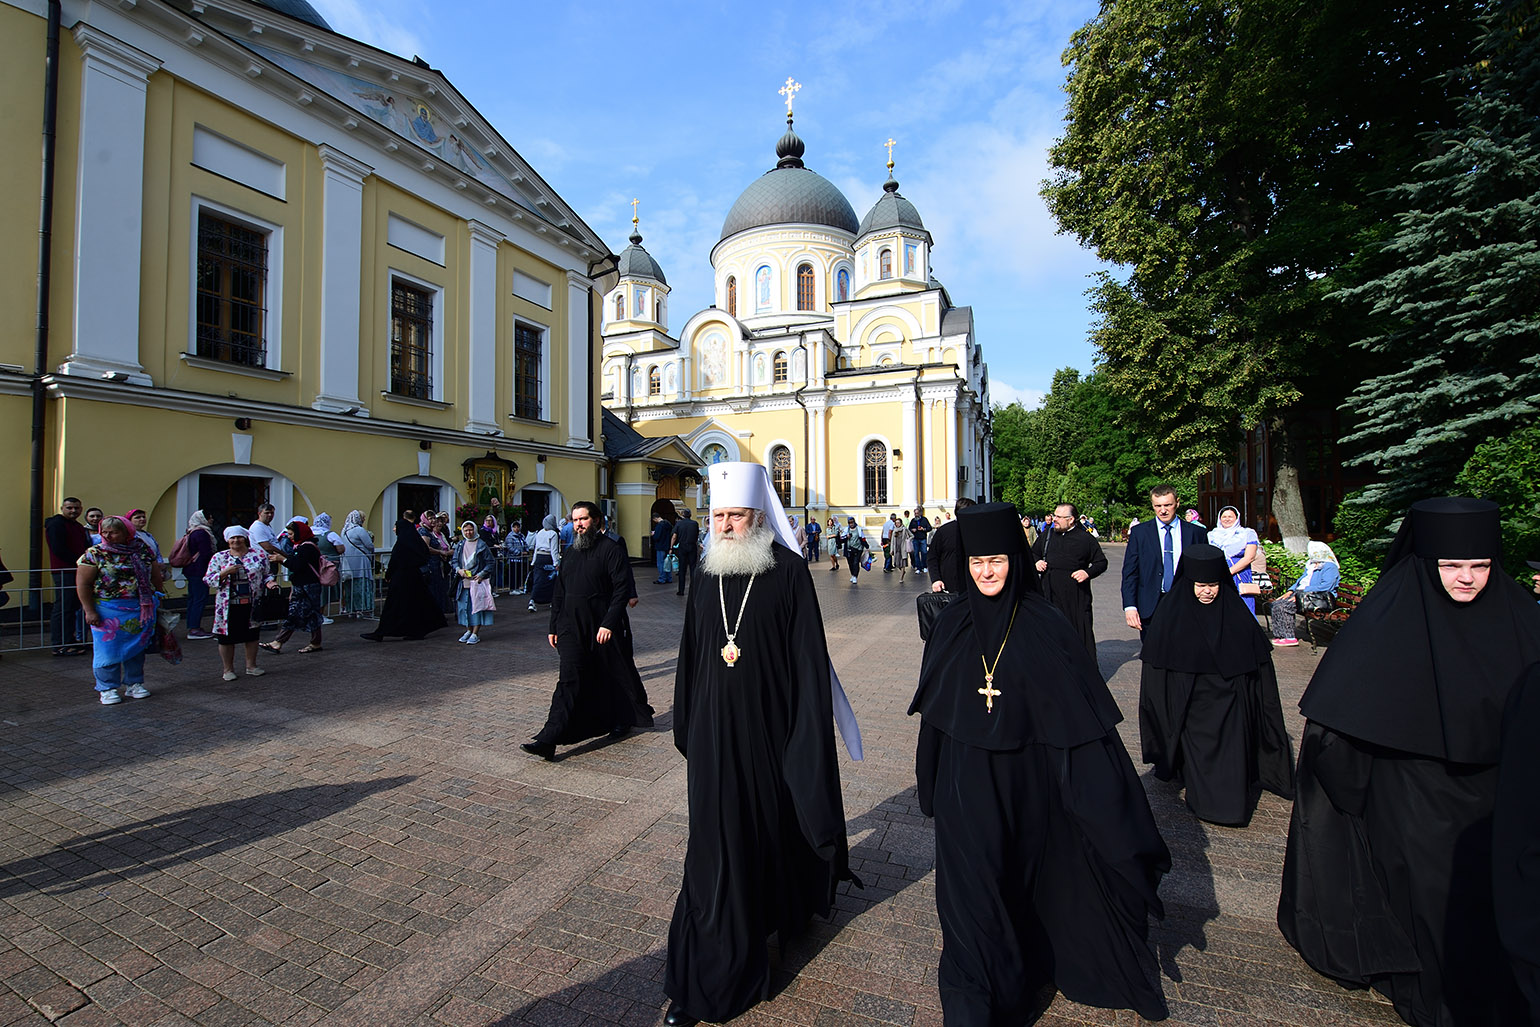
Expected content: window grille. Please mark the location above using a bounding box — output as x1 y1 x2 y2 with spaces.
771 447 792 506
797 263 814 310
390 280 433 399
515 322 542 419
864 441 888 505
196 212 268 367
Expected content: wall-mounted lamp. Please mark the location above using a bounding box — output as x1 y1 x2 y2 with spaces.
536 454 547 463
233 418 252 430
419 440 432 451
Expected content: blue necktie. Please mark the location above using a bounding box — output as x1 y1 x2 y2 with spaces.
1162 523 1175 593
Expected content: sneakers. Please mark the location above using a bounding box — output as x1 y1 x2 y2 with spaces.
187 630 213 640
321 617 335 626
1272 638 1299 647
222 670 238 682
465 635 480 645
458 631 472 643
123 683 150 700
528 601 536 612
850 576 858 584
245 667 265 677
98 688 122 705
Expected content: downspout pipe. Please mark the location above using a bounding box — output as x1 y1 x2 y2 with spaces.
791 335 811 521
29 0 62 608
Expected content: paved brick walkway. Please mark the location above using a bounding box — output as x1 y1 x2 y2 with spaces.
0 547 1401 1026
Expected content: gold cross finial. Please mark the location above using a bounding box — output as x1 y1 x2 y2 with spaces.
631 197 639 227
885 137 897 172
779 77 801 116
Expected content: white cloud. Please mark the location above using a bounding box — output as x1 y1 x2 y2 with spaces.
309 0 427 61
988 382 1047 409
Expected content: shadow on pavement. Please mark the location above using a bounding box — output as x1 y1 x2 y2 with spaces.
1143 773 1220 984
0 775 416 899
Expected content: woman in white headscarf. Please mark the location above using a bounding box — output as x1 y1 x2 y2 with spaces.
340 510 375 618
204 525 279 680
526 514 561 612
1207 505 1261 613
183 510 218 638
1269 541 1339 646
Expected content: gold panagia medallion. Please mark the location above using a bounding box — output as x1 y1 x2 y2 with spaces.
721 641 741 667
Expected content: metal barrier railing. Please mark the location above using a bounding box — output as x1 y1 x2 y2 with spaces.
0 544 537 654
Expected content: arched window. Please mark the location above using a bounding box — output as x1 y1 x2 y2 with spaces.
770 446 792 506
648 366 661 396
614 294 625 319
836 267 850 302
773 351 789 383
864 440 888 505
879 249 893 280
726 276 736 317
797 263 814 310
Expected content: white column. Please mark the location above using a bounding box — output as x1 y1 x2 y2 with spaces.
565 271 592 447
61 26 161 385
312 145 371 413
944 395 958 507
464 220 503 434
902 393 918 509
808 394 828 509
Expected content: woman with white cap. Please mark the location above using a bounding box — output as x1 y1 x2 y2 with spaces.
203 525 280 681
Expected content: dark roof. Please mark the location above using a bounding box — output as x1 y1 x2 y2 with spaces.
857 175 929 240
601 410 702 465
616 230 666 285
253 0 332 30
719 119 858 241
941 306 973 336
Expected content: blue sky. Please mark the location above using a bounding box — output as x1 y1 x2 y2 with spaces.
312 0 1110 409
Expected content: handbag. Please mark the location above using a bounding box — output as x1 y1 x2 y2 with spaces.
916 591 959 642
168 533 195 568
253 586 290 622
1299 591 1334 614
470 578 496 615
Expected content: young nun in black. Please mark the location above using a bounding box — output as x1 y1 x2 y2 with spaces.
1279 497 1540 1027
909 502 1170 1025
1139 544 1295 826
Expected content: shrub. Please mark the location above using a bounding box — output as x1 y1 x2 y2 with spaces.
1455 426 1540 576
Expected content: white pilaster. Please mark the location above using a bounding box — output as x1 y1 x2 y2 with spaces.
565 271 592 447
464 220 503 434
901 394 918 509
944 395 958 507
807 394 828 509
312 145 371 413
61 26 161 386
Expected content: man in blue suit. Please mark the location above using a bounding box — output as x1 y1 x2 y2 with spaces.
1122 484 1208 632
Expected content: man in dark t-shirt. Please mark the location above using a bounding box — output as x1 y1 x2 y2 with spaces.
909 510 933 573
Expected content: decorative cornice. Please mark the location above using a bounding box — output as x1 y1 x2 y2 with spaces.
72 23 164 80
316 143 373 182
38 375 602 462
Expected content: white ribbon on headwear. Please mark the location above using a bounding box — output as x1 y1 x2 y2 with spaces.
708 461 863 760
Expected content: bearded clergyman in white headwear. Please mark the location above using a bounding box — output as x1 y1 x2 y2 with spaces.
661 462 862 1027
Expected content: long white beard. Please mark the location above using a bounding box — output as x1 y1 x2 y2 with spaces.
702 519 776 577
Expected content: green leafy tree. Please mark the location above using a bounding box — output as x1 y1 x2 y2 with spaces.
1455 424 1540 574
989 401 1039 503
1043 0 1478 545
1339 2 1540 506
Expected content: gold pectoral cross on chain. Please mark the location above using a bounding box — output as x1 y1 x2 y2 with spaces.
978 674 1001 713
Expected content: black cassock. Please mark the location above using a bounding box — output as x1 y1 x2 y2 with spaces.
665 542 852 1024
533 535 651 746
1495 664 1540 1023
1278 539 1540 1027
909 591 1170 1024
1138 550 1294 827
1030 526 1107 658
368 519 446 640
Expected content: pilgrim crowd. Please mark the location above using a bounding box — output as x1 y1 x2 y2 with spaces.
30 476 1540 1027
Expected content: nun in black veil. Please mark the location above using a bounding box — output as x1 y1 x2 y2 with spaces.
1278 497 1540 1027
908 502 1169 1024
1139 544 1295 826
361 518 446 641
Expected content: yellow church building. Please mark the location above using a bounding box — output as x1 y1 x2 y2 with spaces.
2 0 615 577
602 106 994 552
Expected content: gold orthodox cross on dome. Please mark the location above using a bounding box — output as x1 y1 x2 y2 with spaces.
779 77 801 116
885 137 896 170
631 197 640 227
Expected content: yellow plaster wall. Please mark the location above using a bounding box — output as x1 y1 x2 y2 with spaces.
0 5 49 371
0 391 35 564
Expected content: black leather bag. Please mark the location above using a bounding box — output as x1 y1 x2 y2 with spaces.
1299 590 1335 614
916 590 959 642
252 586 290 622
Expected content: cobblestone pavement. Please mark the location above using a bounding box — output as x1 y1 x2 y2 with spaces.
0 547 1403 1026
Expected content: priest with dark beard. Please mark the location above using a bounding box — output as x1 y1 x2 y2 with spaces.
1030 502 1108 659
909 502 1169 1024
663 462 862 1027
520 501 652 761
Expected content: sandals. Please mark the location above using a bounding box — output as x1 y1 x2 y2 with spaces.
259 642 282 653
296 645 323 654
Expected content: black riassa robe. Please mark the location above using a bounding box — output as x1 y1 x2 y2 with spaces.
533 535 651 746
1495 664 1540 1024
909 591 1169 1024
370 519 446 639
1030 526 1107 658
665 542 852 1024
1278 554 1540 1027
